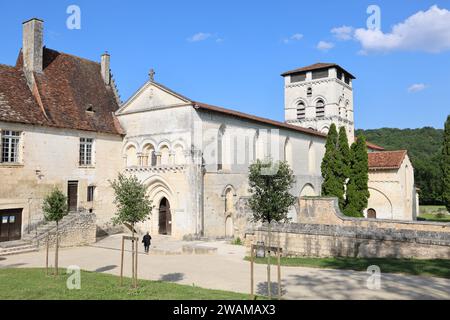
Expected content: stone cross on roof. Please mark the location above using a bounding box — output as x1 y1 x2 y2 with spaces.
149 68 155 82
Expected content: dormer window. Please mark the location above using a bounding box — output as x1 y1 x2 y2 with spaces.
86 104 95 113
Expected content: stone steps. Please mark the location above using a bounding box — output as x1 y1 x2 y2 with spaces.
0 242 38 256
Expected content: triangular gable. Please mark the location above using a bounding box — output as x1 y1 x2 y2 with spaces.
117 81 192 114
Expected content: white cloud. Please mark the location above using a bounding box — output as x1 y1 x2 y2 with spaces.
331 26 354 40
317 41 334 51
187 32 212 42
354 5 450 53
283 33 304 44
408 83 428 93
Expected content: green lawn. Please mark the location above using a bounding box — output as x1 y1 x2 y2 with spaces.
245 257 450 279
0 268 255 300
418 213 450 223
419 205 449 215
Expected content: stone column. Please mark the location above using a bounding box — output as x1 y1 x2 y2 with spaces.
155 152 162 166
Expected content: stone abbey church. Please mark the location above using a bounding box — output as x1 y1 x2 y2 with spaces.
0 19 419 243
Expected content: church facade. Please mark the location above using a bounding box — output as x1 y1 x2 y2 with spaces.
0 19 418 243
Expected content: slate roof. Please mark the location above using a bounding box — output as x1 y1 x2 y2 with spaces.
368 150 408 170
0 48 123 135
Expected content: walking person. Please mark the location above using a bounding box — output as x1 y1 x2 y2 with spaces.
142 232 152 254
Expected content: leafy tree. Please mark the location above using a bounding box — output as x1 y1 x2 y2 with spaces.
42 188 69 275
443 115 450 212
344 136 370 217
321 124 344 203
110 173 153 287
110 173 153 234
248 159 296 298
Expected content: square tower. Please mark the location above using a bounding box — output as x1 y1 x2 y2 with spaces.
282 63 355 143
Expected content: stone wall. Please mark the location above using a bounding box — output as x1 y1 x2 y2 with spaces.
36 212 97 249
250 198 450 259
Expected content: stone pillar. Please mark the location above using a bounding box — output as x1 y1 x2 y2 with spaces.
155 152 162 166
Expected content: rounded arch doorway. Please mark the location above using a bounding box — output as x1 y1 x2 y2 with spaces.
367 208 377 219
159 197 172 235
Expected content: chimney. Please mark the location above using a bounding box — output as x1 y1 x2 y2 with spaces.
101 52 111 86
22 18 44 74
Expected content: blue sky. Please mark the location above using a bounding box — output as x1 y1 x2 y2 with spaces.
1 0 449 129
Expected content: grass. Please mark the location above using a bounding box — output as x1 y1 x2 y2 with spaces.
245 256 450 279
419 205 449 215
0 268 256 300
417 213 450 223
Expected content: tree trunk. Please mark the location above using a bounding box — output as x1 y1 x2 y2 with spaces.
267 221 271 299
55 221 59 276
131 224 135 287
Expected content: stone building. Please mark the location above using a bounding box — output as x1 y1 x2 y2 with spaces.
0 19 419 244
0 19 123 242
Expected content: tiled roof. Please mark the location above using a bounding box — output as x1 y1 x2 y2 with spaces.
0 48 123 135
281 62 356 79
193 101 327 138
368 150 408 170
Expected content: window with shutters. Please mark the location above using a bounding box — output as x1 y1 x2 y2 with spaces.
291 73 306 83
312 69 329 80
316 100 325 118
297 102 306 120
1 130 21 163
79 138 94 166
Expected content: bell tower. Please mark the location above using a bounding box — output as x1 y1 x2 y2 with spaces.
282 63 355 143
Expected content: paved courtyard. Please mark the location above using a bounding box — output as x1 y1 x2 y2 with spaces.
1 234 450 300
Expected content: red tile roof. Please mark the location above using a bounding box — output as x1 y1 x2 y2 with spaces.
281 62 356 79
193 101 327 138
368 150 408 170
0 48 123 135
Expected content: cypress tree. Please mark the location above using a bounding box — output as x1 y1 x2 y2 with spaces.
443 115 450 212
345 135 370 217
321 124 343 203
337 127 351 209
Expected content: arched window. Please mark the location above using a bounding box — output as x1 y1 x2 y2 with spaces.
284 138 293 167
125 145 138 167
142 144 156 166
160 145 170 165
307 87 312 97
308 140 316 173
218 125 226 171
297 101 306 120
316 99 325 118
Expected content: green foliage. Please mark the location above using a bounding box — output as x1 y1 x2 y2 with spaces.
42 188 68 224
344 136 369 217
443 116 450 212
231 237 243 246
248 159 296 223
356 127 444 204
110 173 153 227
321 124 343 204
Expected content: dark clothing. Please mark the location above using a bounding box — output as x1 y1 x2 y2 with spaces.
142 234 152 253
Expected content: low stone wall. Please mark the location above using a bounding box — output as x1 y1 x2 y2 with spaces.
250 198 450 259
36 212 97 249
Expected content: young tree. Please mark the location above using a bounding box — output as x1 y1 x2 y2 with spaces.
345 136 370 217
42 188 69 275
443 115 450 212
321 124 345 207
110 173 153 287
337 126 351 209
248 159 296 298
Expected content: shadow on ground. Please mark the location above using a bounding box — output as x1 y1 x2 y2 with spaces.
95 265 117 273
159 273 184 282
